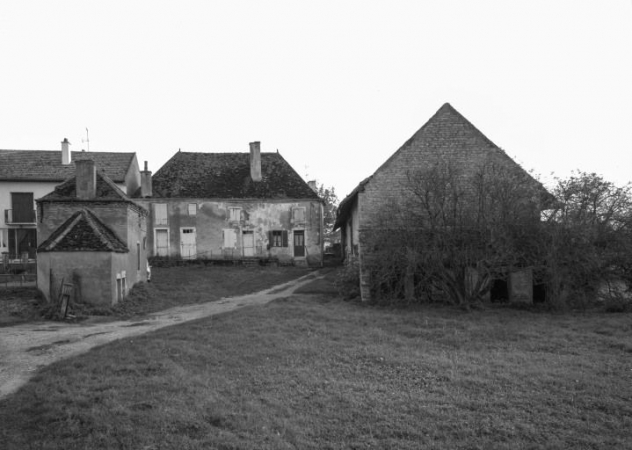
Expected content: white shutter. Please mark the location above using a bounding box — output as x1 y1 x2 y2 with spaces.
154 203 168 225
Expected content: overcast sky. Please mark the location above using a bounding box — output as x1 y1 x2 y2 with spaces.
1 1 631 198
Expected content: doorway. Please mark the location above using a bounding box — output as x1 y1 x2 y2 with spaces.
293 230 305 257
155 229 169 257
243 231 254 257
180 228 196 259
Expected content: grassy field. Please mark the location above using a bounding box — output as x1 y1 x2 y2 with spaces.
0 265 311 325
1 270 631 449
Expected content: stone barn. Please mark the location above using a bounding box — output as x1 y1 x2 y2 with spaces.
334 103 552 303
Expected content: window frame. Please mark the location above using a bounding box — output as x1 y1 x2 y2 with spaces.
153 203 168 226
228 207 241 222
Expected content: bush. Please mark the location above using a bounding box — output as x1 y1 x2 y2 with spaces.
334 256 360 300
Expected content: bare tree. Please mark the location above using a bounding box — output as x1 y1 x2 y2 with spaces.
362 159 546 306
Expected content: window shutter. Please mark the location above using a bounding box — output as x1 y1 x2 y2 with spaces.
282 230 288 247
267 231 273 249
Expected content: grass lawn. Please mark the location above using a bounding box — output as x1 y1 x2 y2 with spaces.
0 265 311 325
1 270 631 449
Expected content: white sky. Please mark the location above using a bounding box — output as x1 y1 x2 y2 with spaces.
1 1 631 199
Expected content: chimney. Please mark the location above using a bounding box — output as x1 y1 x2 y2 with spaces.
61 138 71 165
249 141 262 182
140 160 153 197
75 159 97 200
308 180 318 193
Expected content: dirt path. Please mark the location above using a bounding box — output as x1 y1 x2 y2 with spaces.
0 270 323 400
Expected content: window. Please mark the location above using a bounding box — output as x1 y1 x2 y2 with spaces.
188 203 197 216
269 230 288 248
292 207 306 223
154 203 168 226
223 229 237 248
9 193 35 223
229 207 241 222
8 228 36 259
272 230 282 247
0 229 6 248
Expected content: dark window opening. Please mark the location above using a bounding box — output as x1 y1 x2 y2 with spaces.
490 278 508 303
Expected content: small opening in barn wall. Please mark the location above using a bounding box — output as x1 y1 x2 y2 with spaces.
533 283 546 303
188 203 197 216
490 278 509 303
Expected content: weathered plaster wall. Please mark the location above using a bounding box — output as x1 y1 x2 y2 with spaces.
139 198 323 264
38 252 113 305
124 206 148 285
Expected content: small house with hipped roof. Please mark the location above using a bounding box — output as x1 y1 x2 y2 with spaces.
137 142 324 266
0 138 141 261
334 103 551 302
37 159 148 306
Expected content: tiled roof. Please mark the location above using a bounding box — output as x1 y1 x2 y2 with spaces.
0 150 135 183
38 170 133 203
38 209 128 253
334 103 552 229
151 151 320 200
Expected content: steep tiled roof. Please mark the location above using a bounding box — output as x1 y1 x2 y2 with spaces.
38 209 128 253
38 170 133 203
0 150 135 182
334 103 552 229
152 151 320 200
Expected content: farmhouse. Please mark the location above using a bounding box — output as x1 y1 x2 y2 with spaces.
334 103 551 302
0 139 141 263
137 142 325 266
36 159 148 306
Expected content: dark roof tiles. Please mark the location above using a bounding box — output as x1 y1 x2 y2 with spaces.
0 150 135 182
38 170 133 203
38 209 128 253
152 151 320 200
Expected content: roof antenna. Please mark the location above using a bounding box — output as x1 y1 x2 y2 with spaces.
82 128 90 152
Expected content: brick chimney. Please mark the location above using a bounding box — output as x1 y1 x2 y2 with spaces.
249 141 262 182
140 161 153 197
308 180 318 193
61 138 71 165
75 159 97 200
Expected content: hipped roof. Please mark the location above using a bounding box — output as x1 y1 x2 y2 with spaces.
151 151 321 200
38 168 143 209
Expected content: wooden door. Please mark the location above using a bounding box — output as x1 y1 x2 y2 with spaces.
180 228 196 259
293 230 305 257
243 231 254 256
155 229 169 257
